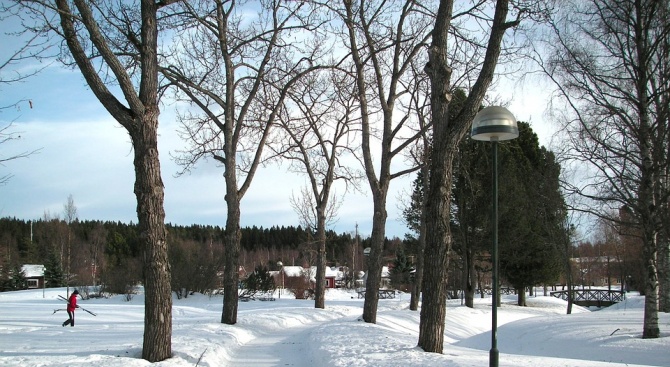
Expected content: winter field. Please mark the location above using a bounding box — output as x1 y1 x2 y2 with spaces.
0 288 668 367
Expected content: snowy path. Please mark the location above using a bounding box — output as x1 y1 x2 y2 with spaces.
226 321 312 366
220 304 360 367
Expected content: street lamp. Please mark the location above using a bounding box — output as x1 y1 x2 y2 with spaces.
470 106 518 367
277 261 284 299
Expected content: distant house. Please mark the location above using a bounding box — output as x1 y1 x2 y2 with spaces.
21 264 45 289
275 265 344 289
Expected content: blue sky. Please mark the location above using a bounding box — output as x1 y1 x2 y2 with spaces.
0 27 556 240
0 64 419 237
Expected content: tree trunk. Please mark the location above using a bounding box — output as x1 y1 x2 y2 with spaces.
52 0 173 361
417 0 456 353
517 287 526 306
642 231 660 338
362 194 388 323
222 182 241 325
658 240 670 312
564 226 574 314
410 162 429 311
419 146 455 352
314 212 327 309
419 0 514 353
133 114 172 362
138 2 172 358
464 246 475 308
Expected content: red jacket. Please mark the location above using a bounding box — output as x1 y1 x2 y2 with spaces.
67 293 78 312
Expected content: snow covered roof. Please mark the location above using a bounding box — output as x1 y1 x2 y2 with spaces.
21 264 45 278
281 266 305 277
279 266 344 280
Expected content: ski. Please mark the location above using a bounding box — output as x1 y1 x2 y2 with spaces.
58 294 97 316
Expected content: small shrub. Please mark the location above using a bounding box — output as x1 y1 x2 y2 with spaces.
285 273 311 300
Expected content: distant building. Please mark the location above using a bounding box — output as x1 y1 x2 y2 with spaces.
21 264 45 289
274 265 344 289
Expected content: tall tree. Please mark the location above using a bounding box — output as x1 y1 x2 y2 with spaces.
452 126 492 308
277 69 361 309
537 0 670 338
160 0 327 324
403 59 434 312
63 194 77 295
7 0 180 360
402 170 427 311
334 0 434 324
498 122 564 306
419 0 522 353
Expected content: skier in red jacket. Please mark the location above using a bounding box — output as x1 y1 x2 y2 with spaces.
62 289 79 327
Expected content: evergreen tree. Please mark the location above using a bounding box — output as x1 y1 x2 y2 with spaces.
43 251 65 288
243 266 276 294
10 265 27 290
389 251 414 292
498 122 564 306
452 122 565 307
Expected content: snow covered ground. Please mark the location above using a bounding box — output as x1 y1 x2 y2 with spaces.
0 287 668 367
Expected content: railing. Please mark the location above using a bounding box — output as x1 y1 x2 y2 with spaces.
357 289 396 299
478 287 516 296
550 289 625 307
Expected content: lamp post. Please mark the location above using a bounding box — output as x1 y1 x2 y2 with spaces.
470 106 518 367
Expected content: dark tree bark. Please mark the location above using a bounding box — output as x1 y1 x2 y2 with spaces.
517 287 526 306
464 247 476 308
46 0 175 361
419 0 517 353
410 161 429 311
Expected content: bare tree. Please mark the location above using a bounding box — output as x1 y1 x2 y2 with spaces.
0 123 41 184
398 59 432 312
6 0 181 361
62 194 77 295
536 0 669 338
160 0 328 325
329 0 434 324
0 21 53 101
419 0 521 353
0 28 47 183
276 68 361 308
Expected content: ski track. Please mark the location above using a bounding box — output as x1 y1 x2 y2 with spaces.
225 322 312 367
221 304 359 367
226 314 332 367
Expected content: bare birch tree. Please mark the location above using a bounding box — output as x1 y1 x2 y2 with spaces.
5 0 180 361
536 0 670 338
160 0 328 324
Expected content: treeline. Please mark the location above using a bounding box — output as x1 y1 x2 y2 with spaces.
0 217 403 293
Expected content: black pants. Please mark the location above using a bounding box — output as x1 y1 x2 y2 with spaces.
62 311 75 327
